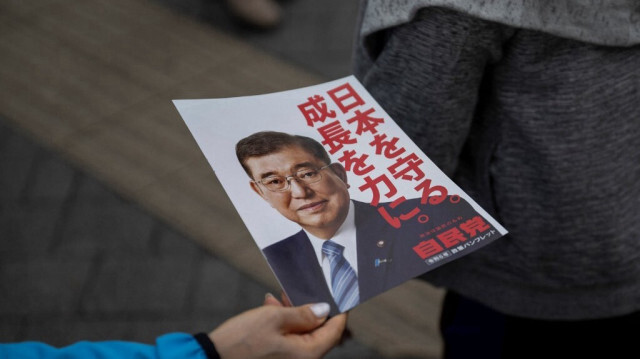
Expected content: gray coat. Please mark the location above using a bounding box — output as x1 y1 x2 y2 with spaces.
354 2 640 319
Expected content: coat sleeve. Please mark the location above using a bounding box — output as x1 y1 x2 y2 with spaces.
0 333 207 359
354 6 513 176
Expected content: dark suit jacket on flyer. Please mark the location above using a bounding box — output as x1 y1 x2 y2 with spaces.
262 197 490 315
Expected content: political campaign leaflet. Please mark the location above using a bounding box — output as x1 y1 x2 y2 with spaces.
174 76 507 315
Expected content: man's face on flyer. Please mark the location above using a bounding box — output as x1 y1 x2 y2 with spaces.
247 145 350 239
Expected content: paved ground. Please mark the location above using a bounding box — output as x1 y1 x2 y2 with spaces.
0 0 387 357
152 0 359 79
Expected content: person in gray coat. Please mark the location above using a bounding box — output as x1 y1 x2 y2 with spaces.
354 1 640 357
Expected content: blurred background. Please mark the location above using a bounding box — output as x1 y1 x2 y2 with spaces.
0 1 444 357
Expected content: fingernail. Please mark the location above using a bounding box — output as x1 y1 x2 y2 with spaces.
310 302 330 318
265 293 275 300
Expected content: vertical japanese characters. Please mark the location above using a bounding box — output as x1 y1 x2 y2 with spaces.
297 82 496 265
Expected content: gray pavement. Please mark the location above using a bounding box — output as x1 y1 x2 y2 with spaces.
152 0 359 79
0 0 389 357
0 118 259 342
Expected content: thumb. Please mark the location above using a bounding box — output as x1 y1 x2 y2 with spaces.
279 302 331 333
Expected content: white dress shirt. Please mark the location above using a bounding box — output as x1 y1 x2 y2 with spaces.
306 201 358 297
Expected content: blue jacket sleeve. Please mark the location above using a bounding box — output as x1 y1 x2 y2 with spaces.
0 333 207 359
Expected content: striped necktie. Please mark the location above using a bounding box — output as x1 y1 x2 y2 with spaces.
322 240 359 312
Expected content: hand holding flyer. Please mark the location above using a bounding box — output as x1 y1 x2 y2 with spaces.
174 76 507 315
